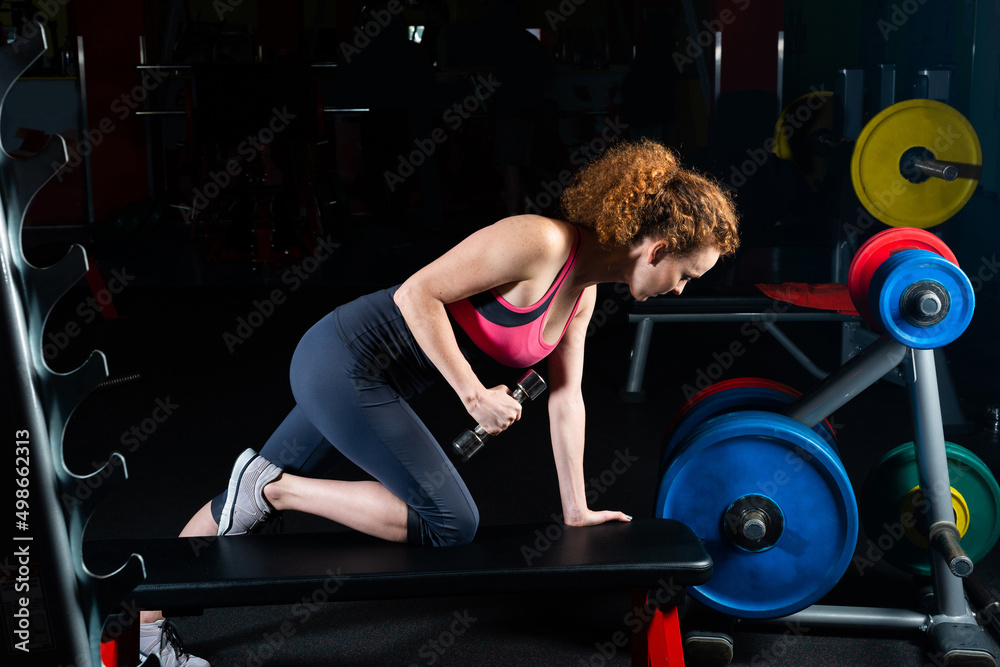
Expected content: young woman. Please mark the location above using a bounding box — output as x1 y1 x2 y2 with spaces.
139 139 739 665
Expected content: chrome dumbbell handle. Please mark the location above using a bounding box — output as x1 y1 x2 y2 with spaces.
453 370 547 461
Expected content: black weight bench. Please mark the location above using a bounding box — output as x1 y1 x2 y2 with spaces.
86 519 711 666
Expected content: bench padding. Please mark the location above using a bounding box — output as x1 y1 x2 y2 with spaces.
84 519 711 610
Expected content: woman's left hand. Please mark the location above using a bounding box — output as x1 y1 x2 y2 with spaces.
563 508 633 527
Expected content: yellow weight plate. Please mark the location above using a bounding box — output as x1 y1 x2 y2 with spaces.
772 91 834 191
851 99 981 228
899 485 971 549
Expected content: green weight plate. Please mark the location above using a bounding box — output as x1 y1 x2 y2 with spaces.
860 441 1000 576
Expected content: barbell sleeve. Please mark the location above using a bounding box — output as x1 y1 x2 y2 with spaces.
929 522 974 577
911 158 959 181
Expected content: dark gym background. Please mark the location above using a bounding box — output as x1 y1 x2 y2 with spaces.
6 0 1000 665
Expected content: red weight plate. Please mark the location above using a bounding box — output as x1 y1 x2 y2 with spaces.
848 228 959 326
667 376 838 444
667 377 801 433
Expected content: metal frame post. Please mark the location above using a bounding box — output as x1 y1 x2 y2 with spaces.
622 317 653 401
785 335 908 427
907 348 968 618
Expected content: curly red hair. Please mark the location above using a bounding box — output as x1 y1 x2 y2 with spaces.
560 139 739 255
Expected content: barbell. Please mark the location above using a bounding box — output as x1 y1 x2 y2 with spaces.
655 406 858 619
772 91 834 192
773 97 982 228
651 230 978 618
847 227 974 348
851 99 981 228
861 441 1000 577
655 378 852 619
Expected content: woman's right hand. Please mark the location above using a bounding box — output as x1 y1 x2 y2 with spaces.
467 385 523 435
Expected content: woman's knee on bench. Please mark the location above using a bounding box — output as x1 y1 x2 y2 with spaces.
407 500 480 547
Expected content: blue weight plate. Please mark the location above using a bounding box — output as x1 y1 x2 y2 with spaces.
669 377 801 427
661 387 838 475
655 411 858 619
869 249 975 349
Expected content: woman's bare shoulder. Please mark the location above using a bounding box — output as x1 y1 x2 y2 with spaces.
491 214 577 254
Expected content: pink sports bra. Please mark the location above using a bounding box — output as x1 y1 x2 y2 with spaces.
446 228 584 368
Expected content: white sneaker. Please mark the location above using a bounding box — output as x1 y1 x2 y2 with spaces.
217 448 283 536
139 619 210 666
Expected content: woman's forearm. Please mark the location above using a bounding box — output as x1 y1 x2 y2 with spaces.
548 388 589 522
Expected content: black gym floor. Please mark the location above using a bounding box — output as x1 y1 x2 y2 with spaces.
48 217 1000 667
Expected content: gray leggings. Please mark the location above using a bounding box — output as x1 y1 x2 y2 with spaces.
211 287 479 546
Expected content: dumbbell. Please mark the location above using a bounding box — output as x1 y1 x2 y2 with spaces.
453 369 547 461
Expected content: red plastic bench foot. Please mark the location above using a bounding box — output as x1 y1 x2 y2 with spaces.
101 617 139 667
632 588 685 666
